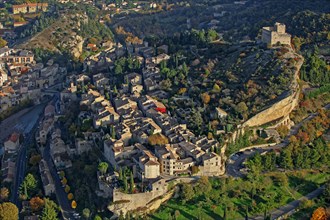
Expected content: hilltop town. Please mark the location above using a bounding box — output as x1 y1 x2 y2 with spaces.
0 0 329 219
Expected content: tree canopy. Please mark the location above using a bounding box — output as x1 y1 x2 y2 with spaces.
41 198 58 220
0 202 18 220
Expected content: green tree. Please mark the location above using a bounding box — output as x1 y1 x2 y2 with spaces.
41 199 58 220
207 29 218 42
280 148 293 170
65 185 71 193
130 172 134 193
236 102 248 119
127 56 134 70
181 183 194 204
123 173 128 193
174 210 181 220
276 125 289 139
118 167 123 181
264 153 273 171
188 108 203 133
0 202 18 220
114 64 123 75
111 125 116 139
223 205 227 220
29 154 41 166
196 176 212 197
82 208 90 219
213 83 221 92
20 173 37 198
292 36 302 51
94 215 102 220
182 62 189 76
245 206 249 220
293 150 304 168
98 162 109 175
133 59 140 70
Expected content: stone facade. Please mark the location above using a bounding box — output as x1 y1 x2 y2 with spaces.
262 22 291 46
0 49 34 64
109 178 168 216
12 3 48 14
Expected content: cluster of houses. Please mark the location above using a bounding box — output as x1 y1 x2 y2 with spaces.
100 1 159 14
1 132 20 182
0 47 67 114
59 42 225 197
0 2 48 30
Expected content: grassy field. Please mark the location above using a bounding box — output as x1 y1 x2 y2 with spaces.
151 170 330 220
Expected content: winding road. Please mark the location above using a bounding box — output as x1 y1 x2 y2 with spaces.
226 104 329 219
252 186 325 220
226 112 319 178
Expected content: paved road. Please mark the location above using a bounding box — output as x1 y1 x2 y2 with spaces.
226 112 318 178
252 186 325 220
43 143 76 220
0 104 45 142
9 105 45 207
226 104 329 219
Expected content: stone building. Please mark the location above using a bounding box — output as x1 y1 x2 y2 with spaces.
0 48 34 64
39 159 55 196
4 132 20 153
12 3 48 14
261 22 291 46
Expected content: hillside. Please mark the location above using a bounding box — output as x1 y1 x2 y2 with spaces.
160 39 302 134
16 7 114 60
17 13 88 59
112 0 330 48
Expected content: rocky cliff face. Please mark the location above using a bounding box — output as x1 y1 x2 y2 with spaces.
109 188 177 217
242 53 303 128
108 178 196 216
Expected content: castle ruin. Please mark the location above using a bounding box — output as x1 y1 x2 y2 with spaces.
262 22 291 46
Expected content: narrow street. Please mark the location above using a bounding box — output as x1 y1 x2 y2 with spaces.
43 143 76 220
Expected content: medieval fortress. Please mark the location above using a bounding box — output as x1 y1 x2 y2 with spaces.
262 22 291 46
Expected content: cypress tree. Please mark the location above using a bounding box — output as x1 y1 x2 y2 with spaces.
123 173 128 193
130 171 134 193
